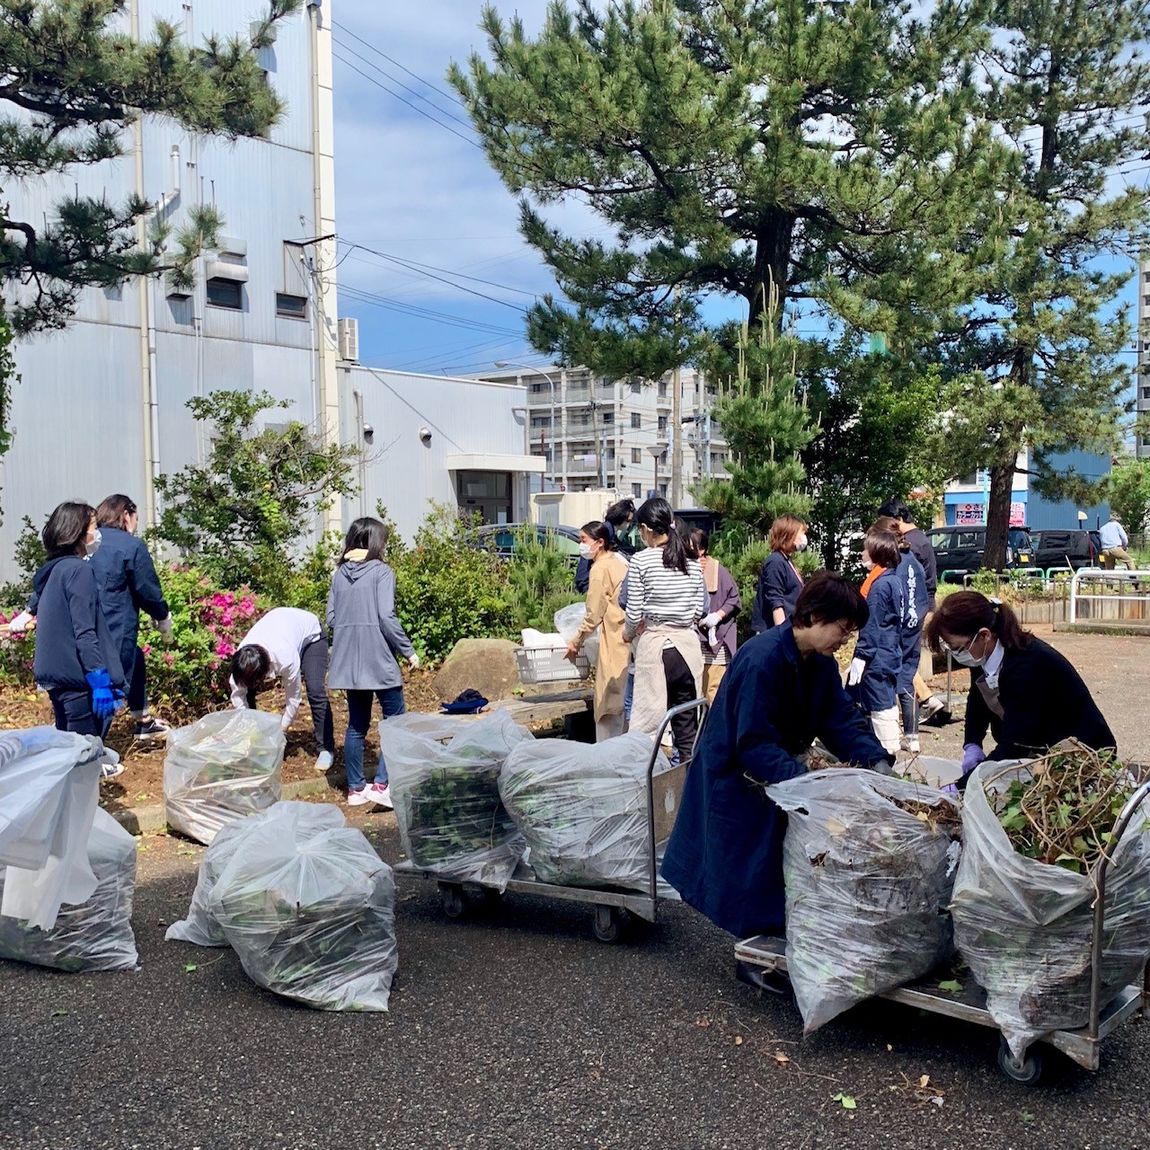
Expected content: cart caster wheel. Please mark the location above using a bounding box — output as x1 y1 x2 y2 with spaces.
592 905 625 944
439 884 466 921
997 1037 1043 1085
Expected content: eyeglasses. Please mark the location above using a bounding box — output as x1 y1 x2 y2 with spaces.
940 632 979 657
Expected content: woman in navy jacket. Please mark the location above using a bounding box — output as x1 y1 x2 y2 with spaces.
752 515 807 633
926 591 1115 787
662 574 893 969
92 495 173 739
31 502 126 751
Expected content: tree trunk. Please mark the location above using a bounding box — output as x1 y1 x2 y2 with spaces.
749 208 795 331
983 460 1017 571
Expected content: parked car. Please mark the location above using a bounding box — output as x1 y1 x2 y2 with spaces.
1027 529 1100 572
468 523 582 564
928 526 1035 580
673 508 724 538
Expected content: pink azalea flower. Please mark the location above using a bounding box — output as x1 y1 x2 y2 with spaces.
220 610 235 627
163 652 175 665
142 644 153 656
211 593 229 608
209 659 220 672
215 640 235 657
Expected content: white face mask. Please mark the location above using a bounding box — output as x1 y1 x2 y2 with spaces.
578 542 595 560
944 633 985 668
796 534 808 552
85 528 102 558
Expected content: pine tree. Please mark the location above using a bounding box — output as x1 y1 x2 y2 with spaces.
697 300 815 533
449 0 994 374
937 0 1150 569
0 0 302 334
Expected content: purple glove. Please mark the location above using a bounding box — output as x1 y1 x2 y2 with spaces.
961 743 985 776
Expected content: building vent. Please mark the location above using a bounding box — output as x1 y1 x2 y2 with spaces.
338 317 360 363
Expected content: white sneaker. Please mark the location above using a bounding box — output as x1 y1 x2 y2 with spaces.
900 736 921 754
347 787 371 807
315 750 334 773
364 782 393 810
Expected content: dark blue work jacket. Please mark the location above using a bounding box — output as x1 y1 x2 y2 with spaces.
895 550 928 693
751 550 802 634
662 624 890 938
89 527 169 669
850 567 904 712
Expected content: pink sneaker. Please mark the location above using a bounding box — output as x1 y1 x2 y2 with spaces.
364 782 393 810
347 787 372 807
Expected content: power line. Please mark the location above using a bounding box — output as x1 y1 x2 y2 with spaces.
332 21 467 111
332 52 483 152
339 283 523 336
331 32 476 131
340 240 543 300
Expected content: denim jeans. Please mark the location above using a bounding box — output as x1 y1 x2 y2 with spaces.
49 688 113 739
623 666 635 723
344 687 406 791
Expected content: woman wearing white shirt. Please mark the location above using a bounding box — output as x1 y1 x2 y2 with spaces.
229 606 336 772
623 498 706 764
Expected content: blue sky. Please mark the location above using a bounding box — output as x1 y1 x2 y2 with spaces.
332 3 1145 407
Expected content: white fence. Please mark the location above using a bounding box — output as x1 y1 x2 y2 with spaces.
1068 569 1150 626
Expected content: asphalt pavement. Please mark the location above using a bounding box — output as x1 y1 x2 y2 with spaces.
1 814 1146 1150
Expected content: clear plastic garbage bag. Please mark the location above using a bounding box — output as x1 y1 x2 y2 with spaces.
164 710 285 845
952 761 1150 1060
554 603 599 666
499 732 666 891
0 808 138 972
770 769 962 1034
0 727 109 930
165 802 344 948
381 710 531 890
206 803 398 1011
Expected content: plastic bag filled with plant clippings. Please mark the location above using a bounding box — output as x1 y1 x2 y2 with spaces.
0 808 138 972
952 751 1150 1061
770 768 961 1034
381 710 531 890
164 710 285 844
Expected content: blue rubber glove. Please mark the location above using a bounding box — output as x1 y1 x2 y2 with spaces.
86 669 116 721
961 743 986 776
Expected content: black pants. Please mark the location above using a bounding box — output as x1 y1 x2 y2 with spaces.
248 639 335 753
127 645 147 714
662 647 699 765
49 688 112 739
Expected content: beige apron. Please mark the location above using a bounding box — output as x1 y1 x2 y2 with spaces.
576 552 630 722
630 622 704 742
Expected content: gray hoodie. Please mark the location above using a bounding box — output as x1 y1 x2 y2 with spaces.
325 559 414 691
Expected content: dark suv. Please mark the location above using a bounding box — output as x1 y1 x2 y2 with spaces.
1027 529 1100 572
928 526 1035 580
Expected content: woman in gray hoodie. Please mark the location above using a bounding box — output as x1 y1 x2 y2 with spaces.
326 517 419 808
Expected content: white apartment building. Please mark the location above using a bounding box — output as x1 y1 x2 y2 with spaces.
480 366 730 506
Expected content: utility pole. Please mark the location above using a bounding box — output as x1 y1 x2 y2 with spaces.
671 367 683 508
589 397 603 487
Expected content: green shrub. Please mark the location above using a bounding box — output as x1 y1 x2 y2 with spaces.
505 523 582 631
389 505 514 662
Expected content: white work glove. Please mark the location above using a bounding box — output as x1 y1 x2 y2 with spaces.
7 610 34 634
156 614 175 644
280 714 292 734
706 626 719 650
847 657 866 687
408 652 421 669
701 611 723 630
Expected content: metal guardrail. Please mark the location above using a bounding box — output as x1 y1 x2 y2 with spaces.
1068 567 1149 625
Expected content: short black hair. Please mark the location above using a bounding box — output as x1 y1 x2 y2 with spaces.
604 499 635 527
878 498 911 522
792 572 869 631
340 516 390 564
231 645 271 689
43 501 96 559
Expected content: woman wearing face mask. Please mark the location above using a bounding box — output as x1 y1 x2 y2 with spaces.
752 514 808 634
566 521 631 740
663 574 893 989
88 495 174 740
925 591 1115 788
30 501 127 760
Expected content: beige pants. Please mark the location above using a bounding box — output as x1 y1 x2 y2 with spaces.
869 707 901 756
1102 546 1136 571
913 609 935 702
701 663 726 705
595 713 626 742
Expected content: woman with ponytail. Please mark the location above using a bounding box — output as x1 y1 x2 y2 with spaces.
623 497 707 764
925 591 1115 789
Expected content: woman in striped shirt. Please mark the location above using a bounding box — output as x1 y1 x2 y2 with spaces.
623 498 707 764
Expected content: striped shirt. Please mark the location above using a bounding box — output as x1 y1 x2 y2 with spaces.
624 547 707 635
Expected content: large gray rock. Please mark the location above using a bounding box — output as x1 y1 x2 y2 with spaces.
433 638 521 703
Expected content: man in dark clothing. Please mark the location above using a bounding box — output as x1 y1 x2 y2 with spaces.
879 498 947 723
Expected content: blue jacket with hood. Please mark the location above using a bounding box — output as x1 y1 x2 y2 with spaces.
89 526 169 670
31 556 126 692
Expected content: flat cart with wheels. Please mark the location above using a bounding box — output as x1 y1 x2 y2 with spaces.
735 778 1150 1083
395 699 708 943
